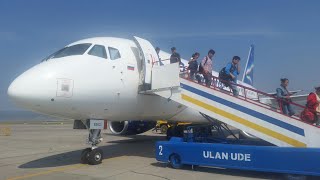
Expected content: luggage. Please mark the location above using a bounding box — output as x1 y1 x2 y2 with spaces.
219 67 232 81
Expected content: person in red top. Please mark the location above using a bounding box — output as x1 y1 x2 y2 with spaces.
301 86 320 125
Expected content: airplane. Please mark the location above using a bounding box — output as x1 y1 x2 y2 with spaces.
6 36 302 165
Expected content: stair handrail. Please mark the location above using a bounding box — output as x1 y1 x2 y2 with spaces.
179 71 319 127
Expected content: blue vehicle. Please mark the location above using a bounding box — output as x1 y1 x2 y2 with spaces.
156 125 320 179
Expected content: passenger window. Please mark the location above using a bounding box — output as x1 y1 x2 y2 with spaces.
88 45 107 59
108 47 121 60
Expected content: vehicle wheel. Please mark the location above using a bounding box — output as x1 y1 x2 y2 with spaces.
169 154 183 169
87 148 103 165
80 148 91 164
160 125 168 134
284 174 307 180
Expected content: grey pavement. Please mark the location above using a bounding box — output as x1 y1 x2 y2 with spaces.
0 123 305 180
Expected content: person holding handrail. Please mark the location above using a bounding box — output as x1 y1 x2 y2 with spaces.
276 78 295 116
170 47 181 64
200 49 215 87
219 56 241 96
188 52 200 81
155 47 164 66
301 85 320 125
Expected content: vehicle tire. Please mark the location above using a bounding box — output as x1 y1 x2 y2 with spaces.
160 125 168 134
80 148 91 164
169 154 183 169
87 148 103 165
284 174 307 180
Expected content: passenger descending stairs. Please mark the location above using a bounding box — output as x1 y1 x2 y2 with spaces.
154 77 320 148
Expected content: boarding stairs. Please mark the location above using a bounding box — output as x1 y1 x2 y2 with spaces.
148 63 320 148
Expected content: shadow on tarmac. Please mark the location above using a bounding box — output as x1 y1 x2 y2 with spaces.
19 134 164 169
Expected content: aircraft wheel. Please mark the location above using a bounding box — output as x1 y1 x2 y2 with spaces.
80 148 91 164
160 125 168 134
87 148 103 165
169 154 183 169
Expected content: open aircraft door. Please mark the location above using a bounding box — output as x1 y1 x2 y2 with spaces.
133 36 159 90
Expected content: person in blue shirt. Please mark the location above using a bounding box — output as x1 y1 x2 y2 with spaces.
276 78 295 116
224 56 241 96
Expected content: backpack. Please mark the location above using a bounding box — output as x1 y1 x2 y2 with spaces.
199 57 208 74
219 63 235 81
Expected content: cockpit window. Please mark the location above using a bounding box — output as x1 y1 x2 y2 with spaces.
44 43 92 61
88 45 107 59
108 47 121 60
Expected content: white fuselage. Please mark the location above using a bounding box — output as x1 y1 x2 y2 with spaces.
7 37 256 123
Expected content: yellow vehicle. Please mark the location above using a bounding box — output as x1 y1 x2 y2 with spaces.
154 120 191 134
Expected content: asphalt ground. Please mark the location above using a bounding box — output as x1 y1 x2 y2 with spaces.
0 123 315 180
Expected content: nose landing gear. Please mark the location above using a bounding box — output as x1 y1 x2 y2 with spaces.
80 120 104 165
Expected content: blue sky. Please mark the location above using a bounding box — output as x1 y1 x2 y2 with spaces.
1 0 320 110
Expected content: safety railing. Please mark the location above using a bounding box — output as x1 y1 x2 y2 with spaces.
179 70 318 127
153 58 170 66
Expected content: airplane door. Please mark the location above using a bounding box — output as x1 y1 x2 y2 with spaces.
133 36 159 90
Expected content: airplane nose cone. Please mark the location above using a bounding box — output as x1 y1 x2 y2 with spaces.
8 75 30 104
8 72 38 107
8 77 21 100
7 64 56 109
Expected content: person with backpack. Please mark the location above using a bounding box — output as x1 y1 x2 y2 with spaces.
301 86 320 125
276 78 295 116
219 56 241 96
200 49 215 87
188 52 200 81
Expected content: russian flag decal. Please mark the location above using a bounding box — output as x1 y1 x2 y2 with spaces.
127 65 135 71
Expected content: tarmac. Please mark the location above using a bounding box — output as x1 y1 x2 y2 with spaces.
0 122 311 180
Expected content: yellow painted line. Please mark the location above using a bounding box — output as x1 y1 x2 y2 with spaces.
181 94 306 147
6 156 125 180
